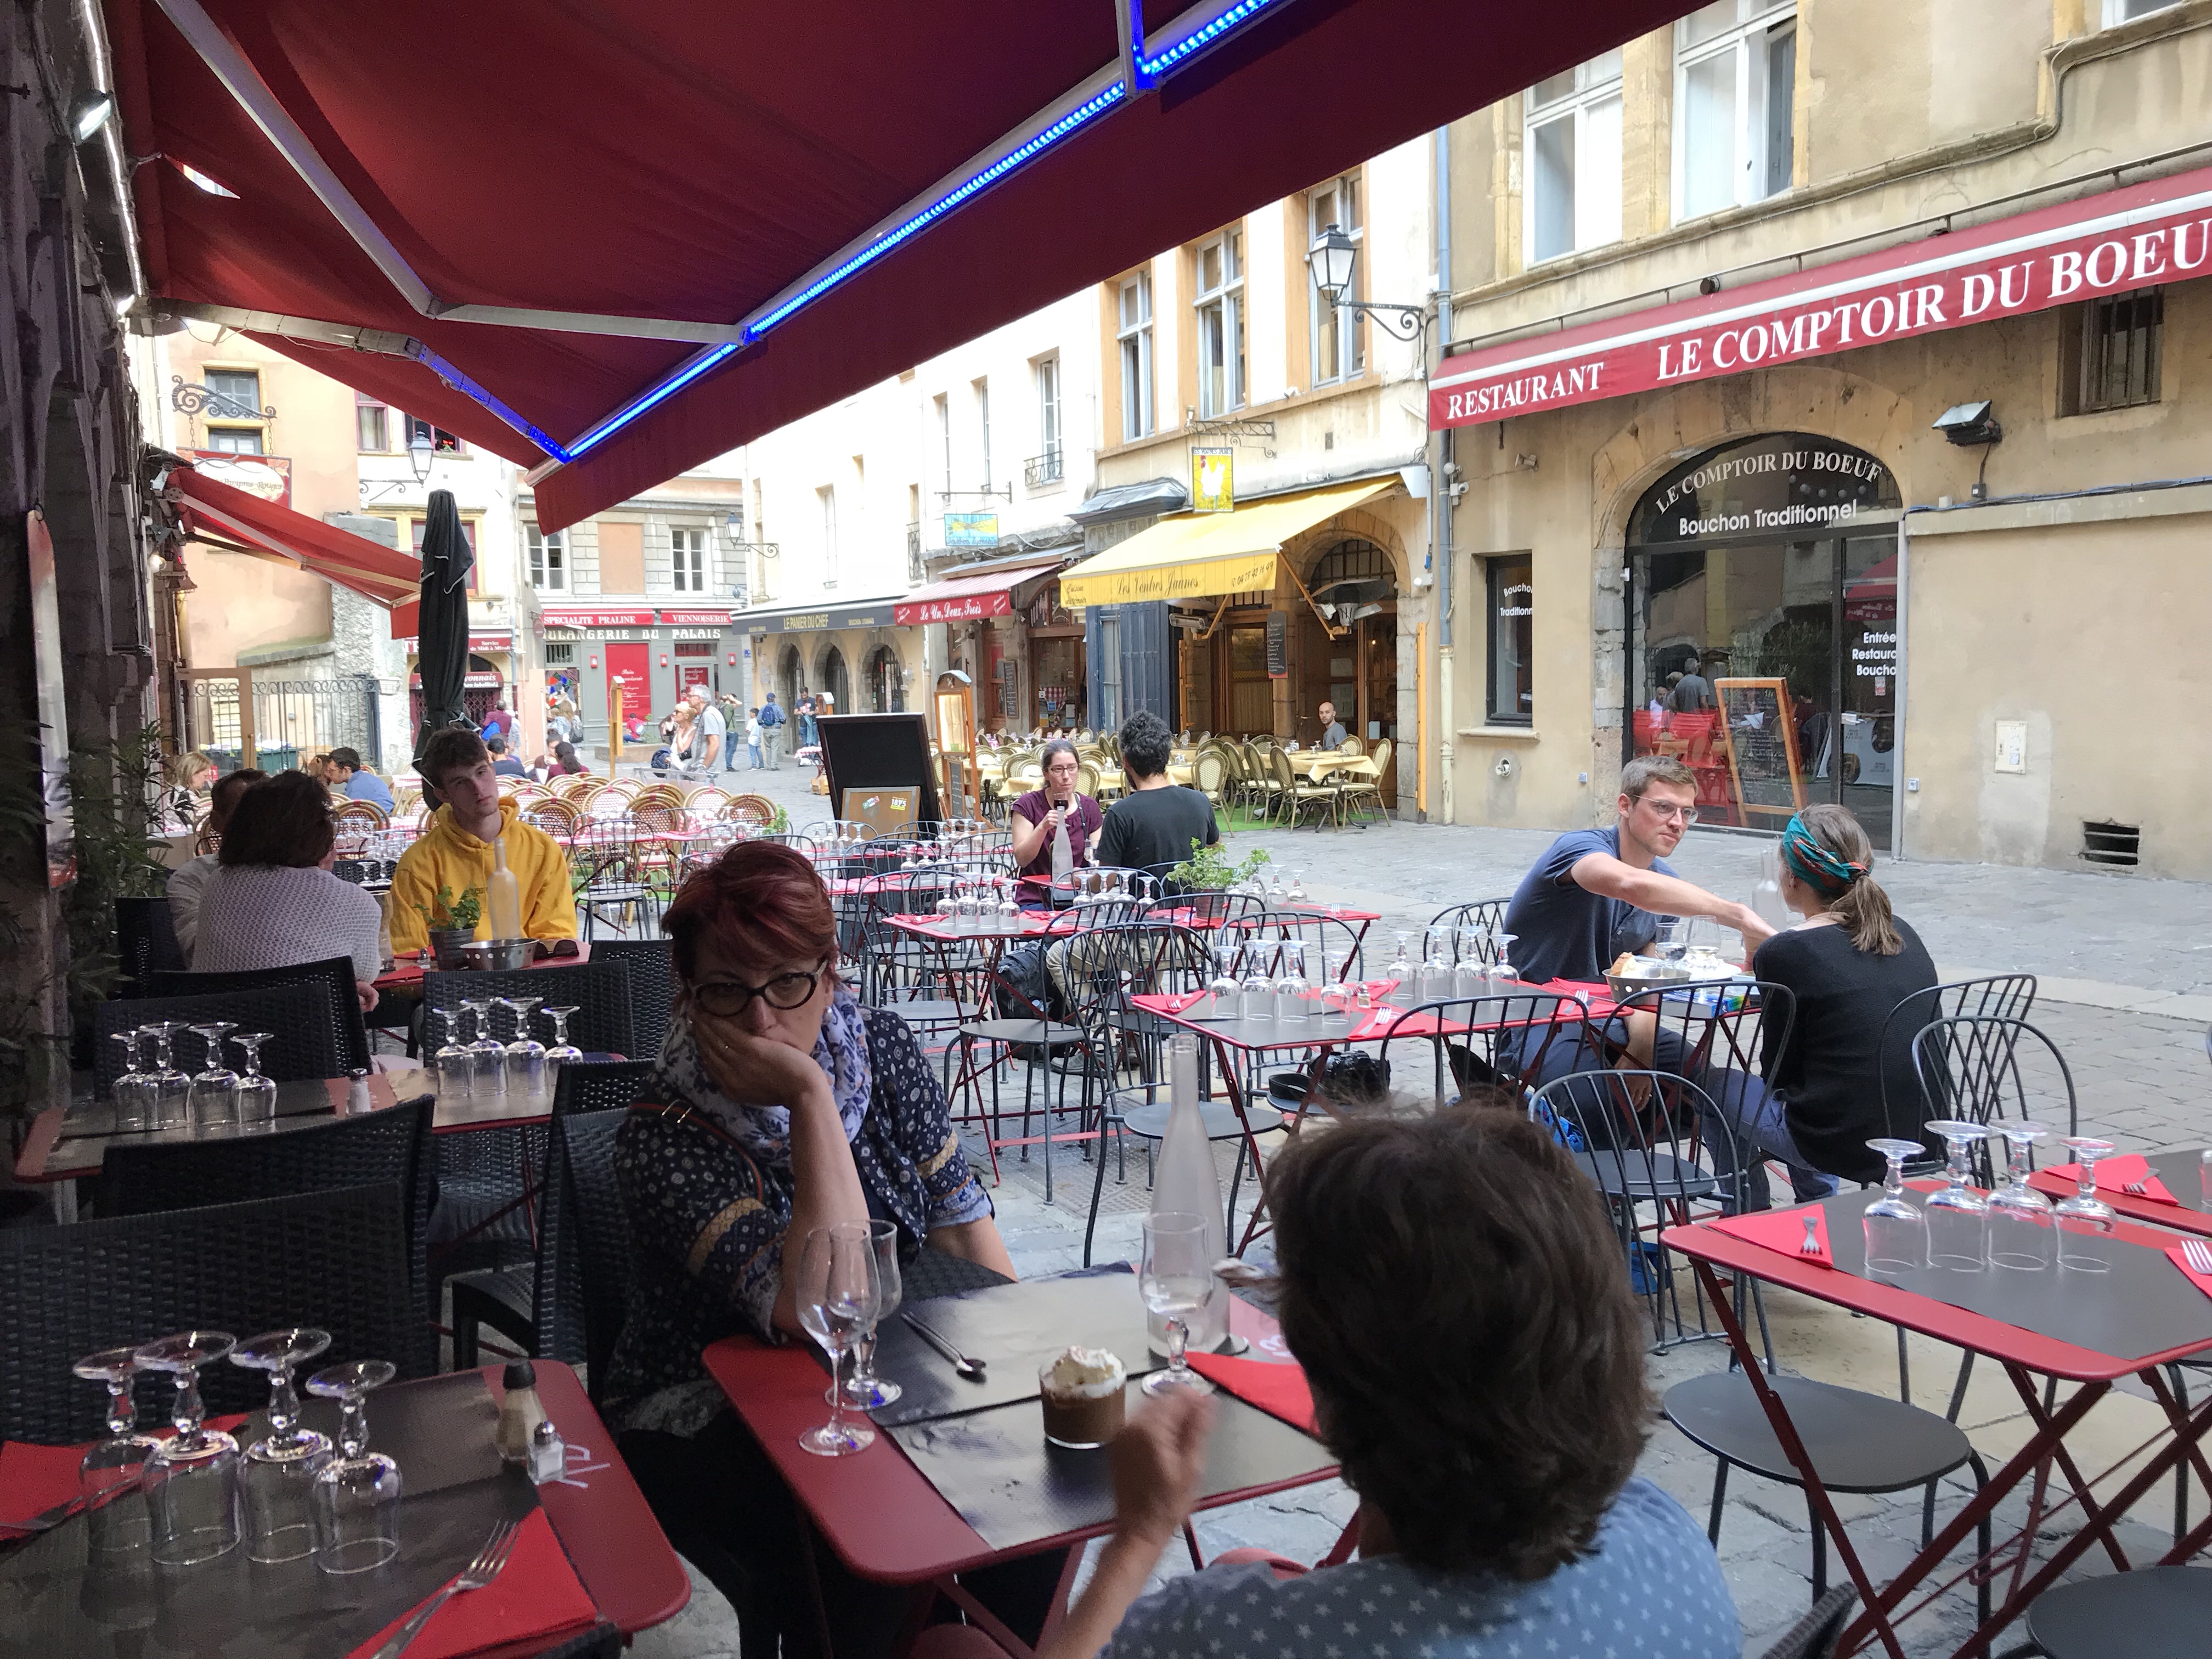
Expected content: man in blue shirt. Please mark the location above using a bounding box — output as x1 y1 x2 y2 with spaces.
757 691 786 769
326 747 393 811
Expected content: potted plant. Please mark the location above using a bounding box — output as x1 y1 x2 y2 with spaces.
414 884 484 969
1167 838 1271 893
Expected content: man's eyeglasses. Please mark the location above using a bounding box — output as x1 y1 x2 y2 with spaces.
1633 798 1696 825
691 962 829 1018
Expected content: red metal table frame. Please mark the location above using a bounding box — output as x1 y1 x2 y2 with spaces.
700 1295 1338 1658
1662 1211 2212 1659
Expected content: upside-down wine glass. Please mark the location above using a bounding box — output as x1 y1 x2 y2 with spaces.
74 1346 159 1555
1862 1138 1931 1277
460 998 507 1097
1240 940 1277 1023
1207 942 1242 1012
1273 939 1308 1021
1923 1120 1993 1271
2056 1136 2118 1273
306 1359 401 1573
144 1022 191 1131
542 1005 584 1075
231 1328 332 1564
501 996 548 1098
428 1009 473 1101
1453 928 1489 1000
185 1023 241 1133
1140 1214 1216 1397
1988 1121 2057 1271
230 1033 279 1130
795 1222 879 1457
1489 933 1519 990
135 1331 244 1567
110 1031 155 1135
1384 933 1415 1007
1322 949 1354 1020
1419 928 1454 1006
832 1219 904 1411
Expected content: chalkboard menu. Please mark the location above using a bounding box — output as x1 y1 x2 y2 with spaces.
1714 678 1805 822
1265 611 1289 680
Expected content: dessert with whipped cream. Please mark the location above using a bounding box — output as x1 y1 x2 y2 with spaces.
1039 1345 1127 1448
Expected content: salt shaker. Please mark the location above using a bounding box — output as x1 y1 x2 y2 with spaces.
495 1359 547 1464
346 1068 373 1115
527 1417 566 1485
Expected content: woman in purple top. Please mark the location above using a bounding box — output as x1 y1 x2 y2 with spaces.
1009 740 1103 877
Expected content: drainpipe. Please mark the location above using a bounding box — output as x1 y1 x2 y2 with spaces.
1432 123 1455 826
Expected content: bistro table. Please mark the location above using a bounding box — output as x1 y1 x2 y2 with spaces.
1663 1194 2212 1659
701 1278 1338 1659
372 940 593 995
2028 1147 2212 1237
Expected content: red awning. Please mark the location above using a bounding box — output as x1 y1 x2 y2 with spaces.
895 562 1064 627
171 464 421 627
109 0 1690 532
1431 163 2212 429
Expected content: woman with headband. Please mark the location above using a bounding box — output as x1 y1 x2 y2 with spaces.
1711 803 1937 1209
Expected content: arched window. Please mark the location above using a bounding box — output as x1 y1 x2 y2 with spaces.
866 645 906 712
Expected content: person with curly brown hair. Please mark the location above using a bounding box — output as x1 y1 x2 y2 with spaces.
973 1108 1741 1659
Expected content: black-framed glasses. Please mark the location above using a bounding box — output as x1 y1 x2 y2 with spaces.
692 962 830 1018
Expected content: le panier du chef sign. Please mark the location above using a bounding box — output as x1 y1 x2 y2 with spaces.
1431 165 2212 428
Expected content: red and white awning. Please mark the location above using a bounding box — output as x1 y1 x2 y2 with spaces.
171 464 420 624
1431 165 2212 429
894 562 1064 626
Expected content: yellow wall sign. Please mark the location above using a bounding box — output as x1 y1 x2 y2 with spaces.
1191 447 1234 514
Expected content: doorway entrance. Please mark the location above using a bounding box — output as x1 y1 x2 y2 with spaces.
1295 539 1398 795
605 641 650 746
1626 433 1900 847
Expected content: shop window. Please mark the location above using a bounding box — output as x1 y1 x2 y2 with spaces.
527 526 566 591
201 426 263 455
1525 52 1622 264
1307 173 1364 382
1486 556 1534 724
544 642 577 666
1194 229 1246 419
356 394 390 453
405 515 482 594
204 369 263 416
2061 288 2162 414
1674 0 1796 223
405 415 466 455
672 526 708 593
673 640 714 657
2105 0 2179 21
1118 272 1155 441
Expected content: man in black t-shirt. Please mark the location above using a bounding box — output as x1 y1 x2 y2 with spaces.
1096 710 1217 887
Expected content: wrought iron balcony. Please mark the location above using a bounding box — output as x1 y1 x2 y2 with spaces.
1024 447 1064 488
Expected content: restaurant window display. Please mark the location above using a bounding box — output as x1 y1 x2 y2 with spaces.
1626 432 1901 846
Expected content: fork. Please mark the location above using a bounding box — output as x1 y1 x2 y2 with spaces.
1799 1212 1824 1257
2182 1239 2212 1278
2124 1172 2153 1195
370 1520 520 1659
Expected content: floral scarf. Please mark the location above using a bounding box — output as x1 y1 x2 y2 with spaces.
651 986 874 1163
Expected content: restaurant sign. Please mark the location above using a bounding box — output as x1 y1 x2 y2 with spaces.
944 512 999 546
896 590 1013 625
1631 433 1901 544
540 608 654 628
180 449 292 507
1431 165 2212 428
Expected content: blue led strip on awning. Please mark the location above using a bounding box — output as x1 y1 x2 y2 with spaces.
560 0 1296 464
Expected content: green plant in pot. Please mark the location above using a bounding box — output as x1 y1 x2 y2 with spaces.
1167 838 1271 893
414 884 484 969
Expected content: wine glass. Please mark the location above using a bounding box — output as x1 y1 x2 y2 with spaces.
794 1222 879 1457
74 1346 159 1555
1452 928 1489 999
1490 933 1519 988
1286 870 1307 902
306 1359 402 1573
232 1328 333 1564
461 998 507 1097
2056 1136 2118 1273
997 878 1019 924
1265 868 1286 902
1988 1122 2057 1271
1923 1120 1993 1271
110 1031 155 1135
1272 939 1308 1020
143 1022 191 1131
1208 942 1242 1011
1240 941 1276 1023
1419 929 1454 1005
501 997 548 1098
832 1219 904 1411
429 1009 474 1101
1384 933 1415 1007
230 1033 279 1131
1863 1138 1931 1277
541 1006 584 1074
1139 874 1159 909
1141 1214 1216 1397
185 1023 240 1133
134 1331 244 1566
1652 917 1688 964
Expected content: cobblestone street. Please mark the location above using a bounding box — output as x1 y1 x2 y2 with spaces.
633 763 2210 1658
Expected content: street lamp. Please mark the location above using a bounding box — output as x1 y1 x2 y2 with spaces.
407 429 436 483
1308 222 1430 351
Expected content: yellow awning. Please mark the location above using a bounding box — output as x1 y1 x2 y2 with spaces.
1058 478 1394 607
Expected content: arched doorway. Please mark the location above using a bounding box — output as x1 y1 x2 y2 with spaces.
820 646 851 715
777 643 803 709
1626 432 1901 845
1296 538 1398 795
866 644 906 712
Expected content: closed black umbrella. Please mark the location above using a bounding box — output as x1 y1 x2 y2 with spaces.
412 488 475 763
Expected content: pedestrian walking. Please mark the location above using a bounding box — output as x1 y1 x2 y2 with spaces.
758 691 786 769
718 690 744 770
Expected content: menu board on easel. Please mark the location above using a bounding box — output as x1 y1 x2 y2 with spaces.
1714 678 1805 823
933 670 977 817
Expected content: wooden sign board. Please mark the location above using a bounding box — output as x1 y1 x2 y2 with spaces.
817 712 944 829
1713 678 1805 822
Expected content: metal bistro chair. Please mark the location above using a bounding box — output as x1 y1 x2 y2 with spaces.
1267 746 1341 831
94 985 339 1097
150 955 371 1074
1373 989 1593 1110
947 957 1090 1195
851 870 968 1071
447 1062 654 1369
569 820 662 941
1992 1566 2212 1659
1427 898 1511 953
0 1183 430 1442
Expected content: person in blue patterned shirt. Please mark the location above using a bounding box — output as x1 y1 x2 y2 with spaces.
918 1108 1741 1659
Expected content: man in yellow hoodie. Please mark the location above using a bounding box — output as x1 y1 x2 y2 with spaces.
390 727 579 955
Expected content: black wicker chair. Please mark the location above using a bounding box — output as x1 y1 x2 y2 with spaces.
0 1183 428 1442
553 1109 635 1403
115 895 188 995
151 955 372 1073
587 940 675 1059
448 1062 654 1369
94 985 339 1097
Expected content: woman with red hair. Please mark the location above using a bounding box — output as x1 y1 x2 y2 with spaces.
605 840 1019 1656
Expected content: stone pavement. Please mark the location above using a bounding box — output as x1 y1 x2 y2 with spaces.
628 757 2211 1659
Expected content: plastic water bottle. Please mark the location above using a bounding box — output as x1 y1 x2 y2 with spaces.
1050 804 1074 885
1149 1036 1228 1356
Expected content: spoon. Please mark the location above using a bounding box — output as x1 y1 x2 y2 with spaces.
902 1312 987 1381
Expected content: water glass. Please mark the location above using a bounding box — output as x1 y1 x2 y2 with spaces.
110 1032 156 1135
1140 1214 1216 1397
832 1219 904 1411
232 1328 332 1564
1924 1120 1993 1271
74 1346 159 1555
230 1033 279 1130
307 1359 402 1573
2056 1136 2118 1273
795 1222 879 1457
1988 1121 2057 1271
1862 1138 1930 1277
135 1331 244 1567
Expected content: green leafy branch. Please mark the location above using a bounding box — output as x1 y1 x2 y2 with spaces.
1167 837 1271 893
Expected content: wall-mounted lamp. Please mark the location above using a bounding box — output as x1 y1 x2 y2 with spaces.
1932 400 2004 500
73 93 114 142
